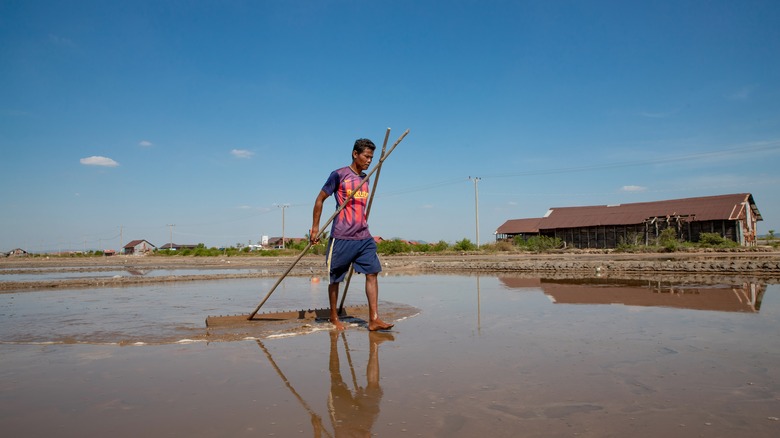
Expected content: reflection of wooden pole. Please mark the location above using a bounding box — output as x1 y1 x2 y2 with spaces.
477 275 481 334
340 331 360 390
256 340 334 438
247 129 409 320
339 128 391 314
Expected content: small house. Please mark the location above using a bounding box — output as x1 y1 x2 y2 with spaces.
123 240 157 255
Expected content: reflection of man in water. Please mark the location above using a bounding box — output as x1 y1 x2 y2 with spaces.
325 331 392 437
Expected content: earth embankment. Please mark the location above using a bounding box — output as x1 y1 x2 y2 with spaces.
2 250 780 291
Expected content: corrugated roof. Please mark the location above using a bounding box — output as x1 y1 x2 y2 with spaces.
495 193 761 233
539 193 760 229
496 217 543 234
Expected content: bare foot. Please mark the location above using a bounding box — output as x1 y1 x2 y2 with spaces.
368 318 394 331
369 331 395 345
330 317 346 331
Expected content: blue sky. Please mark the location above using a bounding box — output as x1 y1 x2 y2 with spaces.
2 0 779 252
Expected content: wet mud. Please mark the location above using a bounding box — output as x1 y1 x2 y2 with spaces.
1 258 779 437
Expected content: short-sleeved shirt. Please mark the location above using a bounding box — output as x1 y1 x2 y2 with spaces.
321 166 372 240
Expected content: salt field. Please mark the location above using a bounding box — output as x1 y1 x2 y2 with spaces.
1 274 779 437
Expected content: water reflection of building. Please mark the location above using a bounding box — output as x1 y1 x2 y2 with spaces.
498 277 765 313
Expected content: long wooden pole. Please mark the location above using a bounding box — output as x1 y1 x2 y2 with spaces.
247 129 409 320
338 128 391 314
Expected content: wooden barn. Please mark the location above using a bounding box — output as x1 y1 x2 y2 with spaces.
495 193 762 249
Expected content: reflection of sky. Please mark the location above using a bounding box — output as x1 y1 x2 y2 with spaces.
0 275 778 346
2 275 780 437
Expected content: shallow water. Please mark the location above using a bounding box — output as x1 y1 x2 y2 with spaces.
1 275 779 437
0 268 265 282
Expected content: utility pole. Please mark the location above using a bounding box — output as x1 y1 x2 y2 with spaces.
274 204 290 248
167 224 175 250
469 176 481 247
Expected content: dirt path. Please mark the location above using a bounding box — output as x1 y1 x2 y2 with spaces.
2 250 780 291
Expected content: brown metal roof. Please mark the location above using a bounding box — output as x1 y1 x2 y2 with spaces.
496 217 544 234
538 193 760 230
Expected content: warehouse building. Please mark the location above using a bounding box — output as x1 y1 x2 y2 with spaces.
495 193 761 249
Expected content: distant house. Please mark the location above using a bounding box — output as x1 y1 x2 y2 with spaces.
5 248 28 257
123 239 157 255
496 193 762 248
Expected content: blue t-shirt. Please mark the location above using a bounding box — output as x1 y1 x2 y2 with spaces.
321 166 372 240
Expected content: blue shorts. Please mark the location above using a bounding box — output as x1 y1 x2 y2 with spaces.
326 238 382 284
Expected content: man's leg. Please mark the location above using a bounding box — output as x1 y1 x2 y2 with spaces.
329 282 346 330
365 274 393 331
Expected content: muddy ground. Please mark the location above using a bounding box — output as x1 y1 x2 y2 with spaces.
3 250 780 291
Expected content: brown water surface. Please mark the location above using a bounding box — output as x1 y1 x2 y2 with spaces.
1 275 779 437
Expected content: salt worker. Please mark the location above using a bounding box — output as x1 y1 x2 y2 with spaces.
310 138 394 331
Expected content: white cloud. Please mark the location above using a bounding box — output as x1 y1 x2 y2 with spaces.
640 107 681 119
139 140 153 147
621 185 647 192
231 149 254 159
49 34 75 47
80 156 119 167
1 109 31 117
727 85 754 101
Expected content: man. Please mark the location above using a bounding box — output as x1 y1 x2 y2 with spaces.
310 138 394 331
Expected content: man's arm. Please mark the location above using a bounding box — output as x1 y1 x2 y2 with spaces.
310 189 329 244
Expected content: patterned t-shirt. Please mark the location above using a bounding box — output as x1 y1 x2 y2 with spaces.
321 166 372 240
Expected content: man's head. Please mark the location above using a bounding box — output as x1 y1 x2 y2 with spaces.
353 138 376 154
351 138 376 172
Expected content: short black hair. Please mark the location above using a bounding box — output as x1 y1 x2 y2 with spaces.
353 138 376 154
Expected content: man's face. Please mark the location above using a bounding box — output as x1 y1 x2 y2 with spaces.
353 149 374 171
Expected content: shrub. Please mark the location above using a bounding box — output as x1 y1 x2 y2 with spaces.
657 227 680 252
697 232 738 248
412 242 432 252
309 243 327 255
377 239 412 255
614 232 646 252
517 235 563 252
482 241 515 252
430 240 450 252
452 238 477 251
